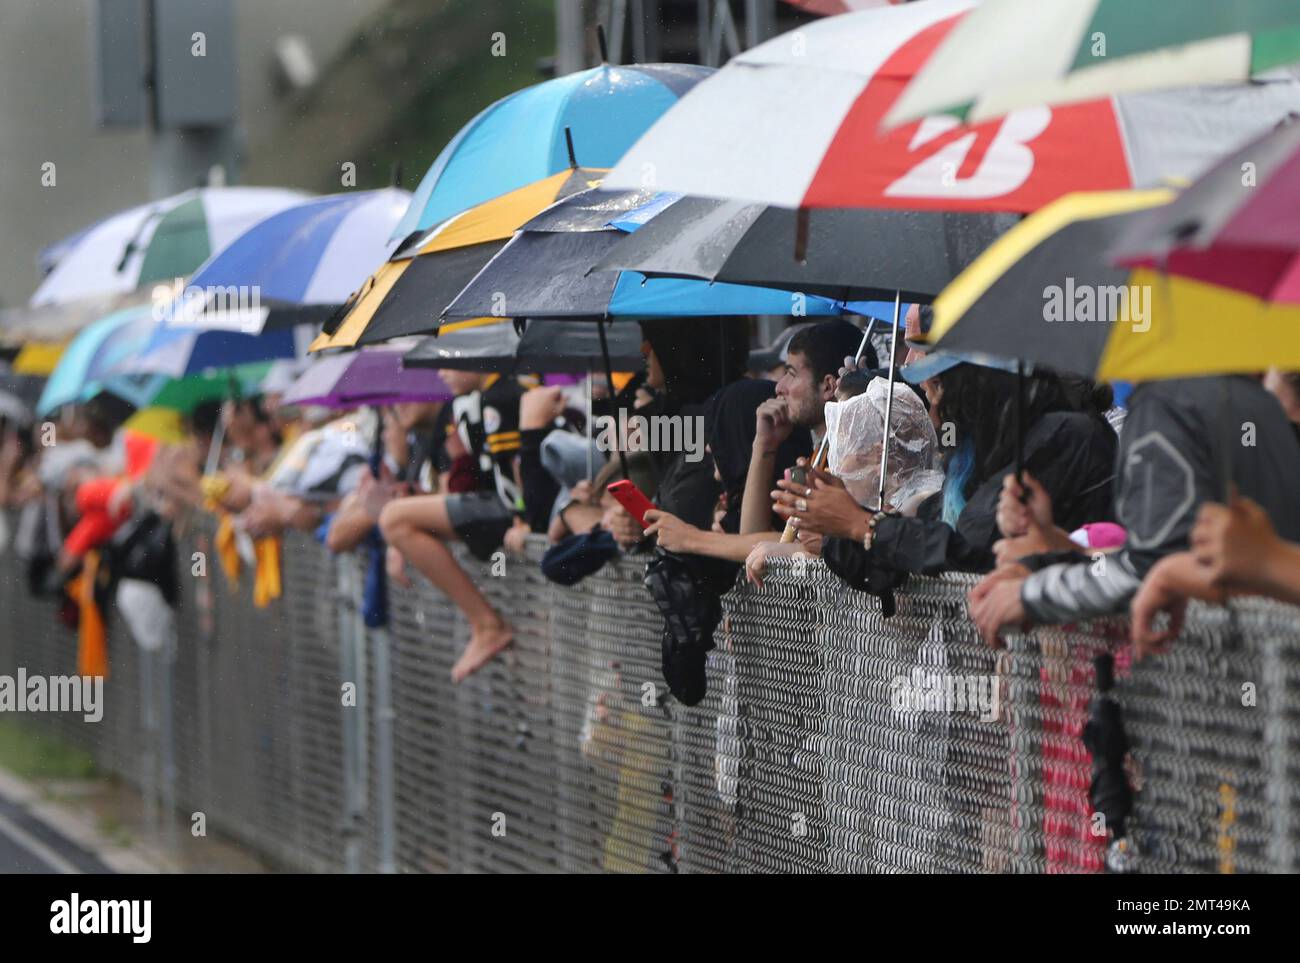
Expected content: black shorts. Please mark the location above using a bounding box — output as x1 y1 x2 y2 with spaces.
445 490 515 561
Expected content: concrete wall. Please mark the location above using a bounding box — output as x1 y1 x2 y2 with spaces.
0 0 388 309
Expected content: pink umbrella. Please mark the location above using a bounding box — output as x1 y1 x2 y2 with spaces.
1112 119 1300 303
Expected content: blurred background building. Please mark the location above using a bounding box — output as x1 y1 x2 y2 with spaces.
0 0 808 309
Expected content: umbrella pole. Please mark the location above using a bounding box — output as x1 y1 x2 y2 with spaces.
875 292 903 512
597 318 630 480
204 412 226 477
586 368 594 482
778 315 878 544
1015 359 1025 489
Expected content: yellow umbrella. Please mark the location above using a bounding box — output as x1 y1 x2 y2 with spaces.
927 188 1300 382
311 167 607 352
12 340 67 376
123 407 187 444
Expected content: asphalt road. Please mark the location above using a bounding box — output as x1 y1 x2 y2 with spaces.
0 791 113 874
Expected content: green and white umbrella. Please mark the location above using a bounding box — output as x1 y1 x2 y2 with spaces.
886 0 1300 127
31 186 308 309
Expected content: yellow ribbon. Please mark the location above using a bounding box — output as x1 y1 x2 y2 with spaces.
214 514 241 586
253 536 282 608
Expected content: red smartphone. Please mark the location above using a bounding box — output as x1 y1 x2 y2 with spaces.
606 479 656 529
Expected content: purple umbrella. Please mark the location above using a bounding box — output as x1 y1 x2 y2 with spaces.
283 348 451 408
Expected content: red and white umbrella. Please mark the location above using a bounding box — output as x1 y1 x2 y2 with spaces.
606 0 1300 212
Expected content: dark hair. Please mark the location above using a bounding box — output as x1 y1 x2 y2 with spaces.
235 396 272 425
639 317 749 410
934 364 1070 492
916 304 934 335
1060 376 1114 420
188 399 222 439
787 318 875 384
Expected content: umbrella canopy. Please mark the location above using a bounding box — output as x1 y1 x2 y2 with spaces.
1110 120 1300 303
115 324 312 380
393 62 712 239
439 187 858 325
404 319 644 374
165 188 410 334
31 187 308 308
312 168 608 351
36 306 166 415
283 348 451 408
887 0 1300 127
147 362 274 413
594 193 1019 301
11 341 67 376
929 188 1300 381
603 0 1300 212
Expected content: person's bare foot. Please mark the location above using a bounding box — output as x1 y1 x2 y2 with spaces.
451 619 513 683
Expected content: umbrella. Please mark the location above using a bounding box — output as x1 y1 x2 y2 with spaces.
0 292 152 346
438 187 860 324
887 0 1300 128
783 0 898 12
594 193 1019 301
114 324 312 380
927 187 1300 382
928 189 1172 379
165 188 410 334
1110 119 1300 302
392 62 712 239
36 306 167 416
282 347 451 409
31 187 309 309
404 319 644 374
311 167 609 351
603 0 1300 212
146 363 274 413
11 341 67 376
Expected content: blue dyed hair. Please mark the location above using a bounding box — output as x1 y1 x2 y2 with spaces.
941 436 975 528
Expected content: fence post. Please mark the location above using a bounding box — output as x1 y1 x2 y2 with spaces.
335 556 366 873
371 625 396 874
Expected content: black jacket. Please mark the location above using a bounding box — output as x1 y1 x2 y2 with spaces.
1023 376 1300 622
825 409 1117 588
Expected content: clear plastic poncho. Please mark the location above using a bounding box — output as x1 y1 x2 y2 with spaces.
826 378 944 512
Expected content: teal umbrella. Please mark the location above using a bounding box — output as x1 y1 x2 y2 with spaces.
36 306 165 416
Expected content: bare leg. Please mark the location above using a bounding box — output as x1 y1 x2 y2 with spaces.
380 495 512 682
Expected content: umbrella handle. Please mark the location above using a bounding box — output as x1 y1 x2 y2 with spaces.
875 292 903 512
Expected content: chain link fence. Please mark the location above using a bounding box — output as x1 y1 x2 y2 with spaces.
0 524 1296 873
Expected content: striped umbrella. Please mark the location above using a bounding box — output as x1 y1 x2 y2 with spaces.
165 188 410 334
393 62 711 239
32 187 309 308
604 0 1300 213
887 0 1300 127
36 306 166 415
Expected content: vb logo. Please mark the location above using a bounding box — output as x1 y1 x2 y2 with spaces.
885 107 1051 200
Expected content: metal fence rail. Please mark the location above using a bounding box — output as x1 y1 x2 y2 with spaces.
0 525 1297 873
